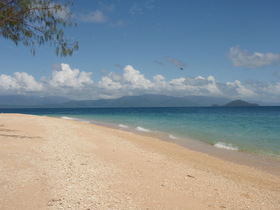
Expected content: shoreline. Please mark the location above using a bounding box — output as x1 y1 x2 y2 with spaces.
65 116 280 176
1 114 280 209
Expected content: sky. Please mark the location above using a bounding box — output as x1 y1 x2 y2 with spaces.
1 0 280 103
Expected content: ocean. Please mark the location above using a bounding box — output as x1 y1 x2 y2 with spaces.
1 106 280 159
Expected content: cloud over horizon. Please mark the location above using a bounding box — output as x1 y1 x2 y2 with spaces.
0 63 280 103
48 63 93 88
0 72 43 94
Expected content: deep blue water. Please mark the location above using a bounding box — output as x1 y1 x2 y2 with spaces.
1 107 280 157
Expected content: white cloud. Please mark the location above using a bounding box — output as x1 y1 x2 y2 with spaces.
153 74 165 82
226 80 255 97
49 63 93 88
78 10 107 23
205 76 223 95
1 63 280 103
182 76 222 96
97 65 155 98
98 73 123 90
229 46 280 68
123 65 153 89
0 72 42 94
98 67 221 98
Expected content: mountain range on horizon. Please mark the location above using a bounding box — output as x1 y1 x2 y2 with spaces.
0 94 268 108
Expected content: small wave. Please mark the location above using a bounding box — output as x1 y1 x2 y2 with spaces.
136 126 151 132
168 134 178 140
214 142 239 151
60 116 90 123
61 116 76 120
119 124 129 128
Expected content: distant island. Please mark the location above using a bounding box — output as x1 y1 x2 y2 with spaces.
212 100 260 107
0 94 230 108
0 94 261 108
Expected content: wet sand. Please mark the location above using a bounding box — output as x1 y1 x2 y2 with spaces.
0 114 279 209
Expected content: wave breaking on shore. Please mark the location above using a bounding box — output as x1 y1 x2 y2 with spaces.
214 142 239 151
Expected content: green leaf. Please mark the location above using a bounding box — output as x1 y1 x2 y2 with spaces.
0 0 79 57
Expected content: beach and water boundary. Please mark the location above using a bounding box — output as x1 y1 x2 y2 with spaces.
64 116 280 177
1 106 280 174
58 115 280 176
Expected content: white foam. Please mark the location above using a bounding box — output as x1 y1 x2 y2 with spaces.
60 116 90 123
61 116 76 120
168 134 178 140
136 126 151 132
119 124 129 128
214 142 239 151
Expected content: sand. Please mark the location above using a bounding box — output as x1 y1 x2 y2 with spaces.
0 114 279 209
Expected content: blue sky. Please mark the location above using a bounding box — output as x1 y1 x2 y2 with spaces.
1 0 280 103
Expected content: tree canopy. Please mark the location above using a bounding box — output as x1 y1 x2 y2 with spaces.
0 0 78 56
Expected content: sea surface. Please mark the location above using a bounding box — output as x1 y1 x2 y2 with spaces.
1 107 280 159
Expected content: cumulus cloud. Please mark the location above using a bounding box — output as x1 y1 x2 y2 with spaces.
123 65 153 89
98 66 223 98
0 72 42 94
153 74 165 82
78 10 107 23
49 63 93 88
226 80 255 97
264 82 280 96
1 63 280 103
98 72 123 90
228 46 280 68
182 76 222 96
97 65 154 98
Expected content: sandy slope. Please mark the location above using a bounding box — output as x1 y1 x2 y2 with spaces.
0 114 279 209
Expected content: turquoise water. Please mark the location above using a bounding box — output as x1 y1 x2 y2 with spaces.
1 107 280 157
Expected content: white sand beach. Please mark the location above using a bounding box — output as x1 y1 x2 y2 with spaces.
0 114 279 209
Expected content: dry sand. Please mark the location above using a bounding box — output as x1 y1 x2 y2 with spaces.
0 114 279 209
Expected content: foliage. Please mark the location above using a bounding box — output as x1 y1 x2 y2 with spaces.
0 0 78 56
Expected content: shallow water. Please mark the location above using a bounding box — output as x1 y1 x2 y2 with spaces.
1 106 280 158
